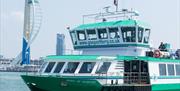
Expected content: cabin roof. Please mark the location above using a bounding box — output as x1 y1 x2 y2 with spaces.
73 20 150 30
46 55 100 60
45 55 180 63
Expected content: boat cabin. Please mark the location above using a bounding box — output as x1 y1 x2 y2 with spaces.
39 55 180 85
70 18 151 56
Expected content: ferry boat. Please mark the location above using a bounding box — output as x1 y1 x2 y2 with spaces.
21 3 180 91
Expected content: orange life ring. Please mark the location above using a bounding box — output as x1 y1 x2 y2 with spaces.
154 50 161 58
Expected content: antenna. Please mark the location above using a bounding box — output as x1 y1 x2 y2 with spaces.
114 0 118 12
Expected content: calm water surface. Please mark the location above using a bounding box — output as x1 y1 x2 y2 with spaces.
0 72 30 91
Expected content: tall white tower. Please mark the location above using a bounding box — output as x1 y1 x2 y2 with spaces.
22 0 42 64
12 0 42 65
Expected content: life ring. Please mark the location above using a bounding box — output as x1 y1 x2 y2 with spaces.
154 50 161 58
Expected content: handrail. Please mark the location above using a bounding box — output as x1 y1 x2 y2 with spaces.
63 49 82 55
124 72 149 84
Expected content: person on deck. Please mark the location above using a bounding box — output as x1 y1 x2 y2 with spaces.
158 42 166 51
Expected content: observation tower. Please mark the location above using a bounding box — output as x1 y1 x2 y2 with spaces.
12 0 42 65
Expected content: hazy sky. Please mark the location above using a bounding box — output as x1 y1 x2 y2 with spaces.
0 0 180 59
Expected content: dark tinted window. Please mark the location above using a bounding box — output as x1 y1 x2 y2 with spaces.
138 27 143 42
96 62 111 74
175 64 180 75
63 62 79 73
167 64 175 76
77 31 86 40
144 29 150 43
121 27 136 42
109 28 120 39
53 62 65 73
87 29 97 40
98 28 108 39
44 62 56 73
159 64 166 76
79 62 96 73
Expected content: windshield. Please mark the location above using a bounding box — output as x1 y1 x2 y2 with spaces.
121 27 136 42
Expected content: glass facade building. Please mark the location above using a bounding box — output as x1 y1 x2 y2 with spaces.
56 34 65 56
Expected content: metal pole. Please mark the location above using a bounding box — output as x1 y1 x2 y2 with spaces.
116 0 118 12
114 0 119 12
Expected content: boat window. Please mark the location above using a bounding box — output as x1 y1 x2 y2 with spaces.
70 32 77 45
167 64 175 76
175 64 180 75
138 27 143 42
96 62 111 74
159 64 167 76
121 27 136 42
87 29 97 40
53 62 65 73
79 62 96 73
144 29 150 43
98 28 108 39
63 62 80 73
77 31 86 41
39 62 48 73
109 27 120 39
141 61 148 72
44 62 56 73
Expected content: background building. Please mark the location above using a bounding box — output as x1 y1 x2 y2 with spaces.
56 33 65 56
0 55 3 59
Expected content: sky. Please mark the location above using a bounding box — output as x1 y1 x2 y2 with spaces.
0 0 180 59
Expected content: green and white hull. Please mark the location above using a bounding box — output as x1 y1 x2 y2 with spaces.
21 75 180 91
21 55 180 91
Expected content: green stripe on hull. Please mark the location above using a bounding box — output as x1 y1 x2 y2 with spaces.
152 83 180 91
22 75 180 91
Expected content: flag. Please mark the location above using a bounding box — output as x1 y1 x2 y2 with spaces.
114 0 118 6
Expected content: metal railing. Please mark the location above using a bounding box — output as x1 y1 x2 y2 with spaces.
124 72 149 84
63 49 82 55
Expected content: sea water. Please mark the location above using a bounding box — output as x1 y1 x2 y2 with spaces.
0 72 30 91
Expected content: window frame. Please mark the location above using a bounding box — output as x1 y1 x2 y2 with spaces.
167 64 175 76
143 29 150 43
97 28 108 39
79 62 96 73
138 27 144 43
39 62 48 73
159 64 167 76
121 27 136 42
86 29 97 40
44 62 56 73
70 31 77 45
77 31 86 41
109 27 120 39
63 62 80 74
175 64 180 76
53 62 65 73
96 62 111 74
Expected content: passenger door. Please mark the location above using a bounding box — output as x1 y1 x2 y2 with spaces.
124 60 150 84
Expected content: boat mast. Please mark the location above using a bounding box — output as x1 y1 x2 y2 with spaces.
114 0 119 12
